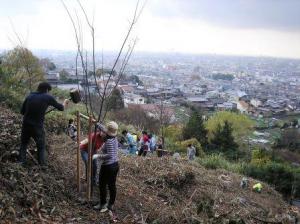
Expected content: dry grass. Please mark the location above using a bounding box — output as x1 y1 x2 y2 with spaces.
0 105 299 223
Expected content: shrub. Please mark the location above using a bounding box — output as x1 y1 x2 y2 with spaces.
45 111 71 134
182 110 208 147
164 124 183 142
198 154 228 169
250 148 271 166
51 87 69 99
206 111 254 144
242 162 299 197
65 103 88 117
0 87 24 112
45 103 90 135
164 137 179 153
209 121 239 160
198 154 245 173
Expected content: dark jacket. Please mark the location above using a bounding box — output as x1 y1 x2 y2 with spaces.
21 92 64 127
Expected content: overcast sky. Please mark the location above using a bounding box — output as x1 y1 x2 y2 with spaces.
0 0 300 59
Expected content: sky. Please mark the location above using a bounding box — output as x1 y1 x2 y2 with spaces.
0 0 300 59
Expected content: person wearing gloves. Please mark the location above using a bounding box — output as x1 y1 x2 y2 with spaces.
93 121 119 217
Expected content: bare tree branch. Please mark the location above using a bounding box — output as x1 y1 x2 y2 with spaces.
101 38 138 121
77 0 103 101
62 0 93 115
63 0 145 124
97 0 144 122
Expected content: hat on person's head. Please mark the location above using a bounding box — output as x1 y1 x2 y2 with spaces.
106 121 118 137
96 123 107 132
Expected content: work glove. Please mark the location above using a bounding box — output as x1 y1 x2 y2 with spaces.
93 154 109 160
63 99 70 108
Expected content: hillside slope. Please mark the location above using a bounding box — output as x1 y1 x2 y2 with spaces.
0 105 299 223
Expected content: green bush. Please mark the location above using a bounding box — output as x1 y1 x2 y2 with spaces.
45 111 72 134
198 153 300 197
198 154 245 173
164 124 183 142
65 103 88 117
45 103 91 135
51 87 69 99
251 148 271 166
165 138 205 158
242 162 299 197
164 137 179 153
198 154 227 169
0 87 24 112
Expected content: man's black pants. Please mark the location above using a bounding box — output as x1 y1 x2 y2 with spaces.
138 145 148 156
99 162 119 207
19 124 46 165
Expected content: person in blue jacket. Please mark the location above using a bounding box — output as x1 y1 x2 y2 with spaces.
122 130 137 155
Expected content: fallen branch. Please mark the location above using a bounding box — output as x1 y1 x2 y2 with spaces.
27 150 39 165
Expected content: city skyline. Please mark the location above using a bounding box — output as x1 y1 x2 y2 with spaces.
0 0 300 59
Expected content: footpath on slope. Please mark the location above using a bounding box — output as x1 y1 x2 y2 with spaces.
0 104 299 224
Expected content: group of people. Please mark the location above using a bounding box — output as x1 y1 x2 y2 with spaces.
18 82 120 217
121 130 158 156
78 129 158 186
19 82 197 219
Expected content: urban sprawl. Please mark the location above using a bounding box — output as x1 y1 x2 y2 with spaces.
41 51 300 147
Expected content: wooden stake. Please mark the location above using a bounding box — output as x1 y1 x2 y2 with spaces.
87 116 93 201
79 113 96 123
76 111 81 192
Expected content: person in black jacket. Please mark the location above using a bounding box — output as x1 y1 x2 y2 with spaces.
19 82 69 166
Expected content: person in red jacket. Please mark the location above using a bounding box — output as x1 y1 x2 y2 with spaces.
138 131 150 156
80 124 106 184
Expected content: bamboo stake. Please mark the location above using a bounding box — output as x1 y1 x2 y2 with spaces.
76 111 81 192
87 116 93 200
79 113 96 122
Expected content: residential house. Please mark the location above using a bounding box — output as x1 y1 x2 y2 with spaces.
124 93 145 107
128 103 176 123
45 71 59 86
237 99 251 114
217 102 237 110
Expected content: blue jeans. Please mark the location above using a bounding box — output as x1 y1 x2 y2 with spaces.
81 151 97 183
150 145 156 153
128 146 137 155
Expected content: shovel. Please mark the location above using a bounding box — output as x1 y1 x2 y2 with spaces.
46 89 81 114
